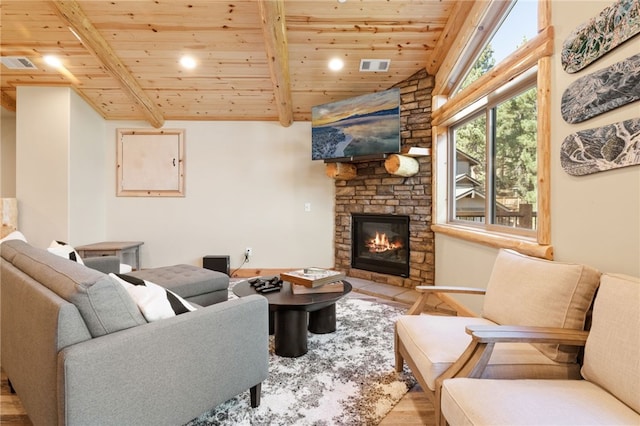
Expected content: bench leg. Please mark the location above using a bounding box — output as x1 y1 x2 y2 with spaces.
394 327 404 372
250 383 261 408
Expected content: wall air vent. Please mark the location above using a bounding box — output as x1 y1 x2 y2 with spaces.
359 59 390 72
1 57 37 70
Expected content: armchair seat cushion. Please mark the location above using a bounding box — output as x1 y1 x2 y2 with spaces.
396 314 581 391
441 378 640 426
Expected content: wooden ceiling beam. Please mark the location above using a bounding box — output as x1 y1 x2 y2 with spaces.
50 0 165 128
425 0 475 76
1 91 16 112
258 0 293 127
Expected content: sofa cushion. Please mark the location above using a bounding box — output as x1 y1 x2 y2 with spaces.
581 273 640 413
6 240 146 337
0 237 21 262
47 240 84 265
441 378 640 426
127 264 229 299
110 273 196 322
396 314 580 391
482 249 601 362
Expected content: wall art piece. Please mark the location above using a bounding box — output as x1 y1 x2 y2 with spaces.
561 53 640 124
561 0 640 74
561 118 640 176
311 88 400 161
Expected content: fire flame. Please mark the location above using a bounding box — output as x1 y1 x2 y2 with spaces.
366 232 403 253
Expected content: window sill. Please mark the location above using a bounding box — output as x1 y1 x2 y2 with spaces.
431 223 553 260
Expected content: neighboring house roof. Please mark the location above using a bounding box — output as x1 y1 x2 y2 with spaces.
455 174 482 187
456 150 481 166
455 187 482 200
455 185 512 212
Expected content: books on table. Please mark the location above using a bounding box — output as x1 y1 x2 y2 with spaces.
280 268 345 288
290 280 345 294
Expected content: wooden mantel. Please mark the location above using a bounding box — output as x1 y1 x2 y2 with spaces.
325 148 430 180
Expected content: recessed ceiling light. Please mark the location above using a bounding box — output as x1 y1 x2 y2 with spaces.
43 55 62 68
337 0 347 3
328 58 344 71
180 56 197 69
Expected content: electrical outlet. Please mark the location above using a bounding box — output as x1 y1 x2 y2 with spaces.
245 247 252 261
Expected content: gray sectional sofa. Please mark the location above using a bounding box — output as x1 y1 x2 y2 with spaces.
1 239 269 425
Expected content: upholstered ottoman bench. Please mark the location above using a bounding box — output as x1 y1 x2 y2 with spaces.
128 264 229 306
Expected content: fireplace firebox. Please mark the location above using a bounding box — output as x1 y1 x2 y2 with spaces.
351 214 410 277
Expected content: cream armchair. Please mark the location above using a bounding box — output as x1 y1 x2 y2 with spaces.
441 273 640 425
394 249 601 425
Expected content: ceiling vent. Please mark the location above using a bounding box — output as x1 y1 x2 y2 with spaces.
1 57 37 70
359 59 390 72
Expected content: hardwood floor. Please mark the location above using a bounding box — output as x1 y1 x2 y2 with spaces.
1 293 434 425
350 292 436 425
381 383 435 425
0 370 31 425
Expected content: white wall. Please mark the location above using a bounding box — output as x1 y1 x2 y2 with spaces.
15 87 107 248
551 1 640 273
103 120 335 270
13 87 335 270
69 90 108 245
16 87 71 248
1 107 17 198
435 0 640 313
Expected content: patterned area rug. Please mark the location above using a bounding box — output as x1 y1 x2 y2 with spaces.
186 295 416 425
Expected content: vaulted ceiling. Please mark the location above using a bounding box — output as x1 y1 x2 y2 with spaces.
1 0 472 127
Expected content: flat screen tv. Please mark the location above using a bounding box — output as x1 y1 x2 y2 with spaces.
311 88 401 161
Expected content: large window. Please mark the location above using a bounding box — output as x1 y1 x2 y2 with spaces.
456 1 538 93
432 0 553 254
451 80 538 233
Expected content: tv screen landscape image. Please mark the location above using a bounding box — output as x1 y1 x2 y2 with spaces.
311 88 401 161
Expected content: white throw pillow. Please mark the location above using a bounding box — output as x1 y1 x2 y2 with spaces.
47 240 84 264
0 230 27 244
109 273 196 322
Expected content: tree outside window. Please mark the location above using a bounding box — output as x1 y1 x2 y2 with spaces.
452 46 538 231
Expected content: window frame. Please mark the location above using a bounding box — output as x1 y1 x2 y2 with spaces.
431 0 553 259
448 72 538 237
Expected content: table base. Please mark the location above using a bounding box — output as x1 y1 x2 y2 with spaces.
272 304 338 357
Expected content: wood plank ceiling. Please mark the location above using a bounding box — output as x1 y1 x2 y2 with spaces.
1 0 468 127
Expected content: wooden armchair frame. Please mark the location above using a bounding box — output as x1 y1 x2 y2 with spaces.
395 286 589 426
404 285 486 316
395 286 484 426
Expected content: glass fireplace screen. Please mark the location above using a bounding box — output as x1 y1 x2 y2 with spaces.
351 213 409 277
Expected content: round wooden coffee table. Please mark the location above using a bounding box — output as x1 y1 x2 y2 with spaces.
233 279 352 357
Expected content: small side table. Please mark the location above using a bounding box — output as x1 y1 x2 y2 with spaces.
75 241 144 270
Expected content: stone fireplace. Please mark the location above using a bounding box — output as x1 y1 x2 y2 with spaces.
333 69 435 289
351 213 410 277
